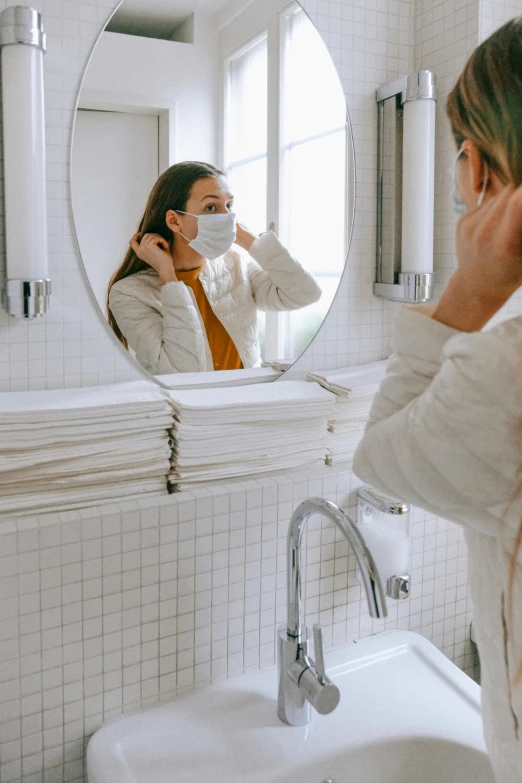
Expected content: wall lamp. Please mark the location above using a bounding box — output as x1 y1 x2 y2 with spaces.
374 70 437 303
1 6 50 318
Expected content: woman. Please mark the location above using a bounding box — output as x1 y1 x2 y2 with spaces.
353 18 522 782
107 161 321 374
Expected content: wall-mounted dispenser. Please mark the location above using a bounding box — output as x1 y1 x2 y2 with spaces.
374 70 437 304
356 486 411 600
0 6 50 318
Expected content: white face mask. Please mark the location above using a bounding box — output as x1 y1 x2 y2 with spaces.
175 210 236 260
450 146 488 215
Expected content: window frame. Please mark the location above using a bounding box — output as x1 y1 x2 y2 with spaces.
220 0 351 362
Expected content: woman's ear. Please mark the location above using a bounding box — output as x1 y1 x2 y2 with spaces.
166 209 182 234
461 139 488 196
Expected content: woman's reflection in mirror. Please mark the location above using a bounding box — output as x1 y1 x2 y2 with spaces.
107 161 321 375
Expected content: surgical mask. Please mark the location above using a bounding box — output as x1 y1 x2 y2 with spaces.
175 210 236 260
450 147 488 215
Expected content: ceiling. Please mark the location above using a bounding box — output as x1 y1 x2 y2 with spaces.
106 0 234 40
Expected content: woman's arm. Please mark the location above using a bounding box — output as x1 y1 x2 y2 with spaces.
109 280 208 374
353 306 522 537
354 182 522 535
236 228 322 311
432 184 522 331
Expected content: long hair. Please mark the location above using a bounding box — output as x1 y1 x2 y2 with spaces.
107 160 224 348
446 17 522 186
447 18 522 685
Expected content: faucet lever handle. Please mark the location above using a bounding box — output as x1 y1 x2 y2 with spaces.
313 623 326 685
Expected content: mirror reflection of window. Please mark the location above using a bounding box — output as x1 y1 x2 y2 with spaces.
222 2 347 365
224 35 269 359
280 6 347 360
224 35 268 237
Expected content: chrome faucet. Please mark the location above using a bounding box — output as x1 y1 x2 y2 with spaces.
277 497 388 726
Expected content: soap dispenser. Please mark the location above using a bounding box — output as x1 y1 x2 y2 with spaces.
356 486 411 600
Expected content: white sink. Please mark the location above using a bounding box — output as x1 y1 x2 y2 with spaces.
87 630 494 783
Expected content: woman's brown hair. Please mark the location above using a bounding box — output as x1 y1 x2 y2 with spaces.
447 17 522 684
107 160 224 348
446 17 522 186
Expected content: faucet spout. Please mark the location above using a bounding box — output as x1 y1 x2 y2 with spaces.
278 497 387 726
286 497 387 643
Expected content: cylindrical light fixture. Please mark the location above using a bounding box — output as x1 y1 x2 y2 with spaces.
0 6 50 318
400 71 436 282
374 70 437 303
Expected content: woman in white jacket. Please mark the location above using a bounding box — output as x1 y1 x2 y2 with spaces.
107 161 321 374
353 18 522 783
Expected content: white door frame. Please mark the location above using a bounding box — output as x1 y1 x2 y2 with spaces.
78 90 176 172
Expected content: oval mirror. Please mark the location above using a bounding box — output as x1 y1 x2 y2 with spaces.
71 0 354 388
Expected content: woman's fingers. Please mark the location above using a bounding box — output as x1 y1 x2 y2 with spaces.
456 183 522 297
138 233 169 250
156 236 170 251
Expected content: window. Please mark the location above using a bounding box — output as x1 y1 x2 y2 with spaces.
280 5 347 359
224 34 268 238
223 3 348 362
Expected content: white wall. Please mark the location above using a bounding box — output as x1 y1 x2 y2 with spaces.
79 16 219 165
72 110 160 309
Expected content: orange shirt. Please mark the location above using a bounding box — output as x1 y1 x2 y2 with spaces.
175 264 243 371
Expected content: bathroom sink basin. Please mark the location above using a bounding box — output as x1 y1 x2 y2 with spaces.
87 630 494 783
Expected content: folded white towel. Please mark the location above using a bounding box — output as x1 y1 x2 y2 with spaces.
0 381 170 423
307 361 387 397
0 380 174 519
0 431 172 474
167 380 335 412
329 400 375 424
0 477 168 517
167 380 334 488
0 458 171 490
0 415 174 448
156 368 281 388
0 412 173 437
168 452 326 484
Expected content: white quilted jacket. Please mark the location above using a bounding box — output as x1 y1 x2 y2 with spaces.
108 231 321 375
353 305 522 783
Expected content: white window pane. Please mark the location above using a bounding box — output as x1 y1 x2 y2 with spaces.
284 131 346 276
283 276 339 359
226 36 267 163
282 7 346 143
227 158 267 237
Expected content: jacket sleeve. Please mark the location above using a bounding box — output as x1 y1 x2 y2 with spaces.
245 231 322 311
109 280 208 374
352 306 522 538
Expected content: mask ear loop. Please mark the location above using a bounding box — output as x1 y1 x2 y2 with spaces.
476 161 489 207
173 209 198 244
450 146 467 215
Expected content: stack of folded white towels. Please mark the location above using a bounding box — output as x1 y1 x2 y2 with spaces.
166 381 335 490
307 361 387 465
0 381 174 517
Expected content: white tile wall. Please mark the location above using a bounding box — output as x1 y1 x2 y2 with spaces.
0 0 142 393
480 0 522 39
0 465 476 783
1 0 520 780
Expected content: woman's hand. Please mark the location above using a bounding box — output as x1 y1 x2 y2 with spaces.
432 184 522 332
235 222 258 252
129 232 177 285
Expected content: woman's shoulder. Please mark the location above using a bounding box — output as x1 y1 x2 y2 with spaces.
110 269 160 297
442 315 522 410
487 314 522 345
445 314 522 358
